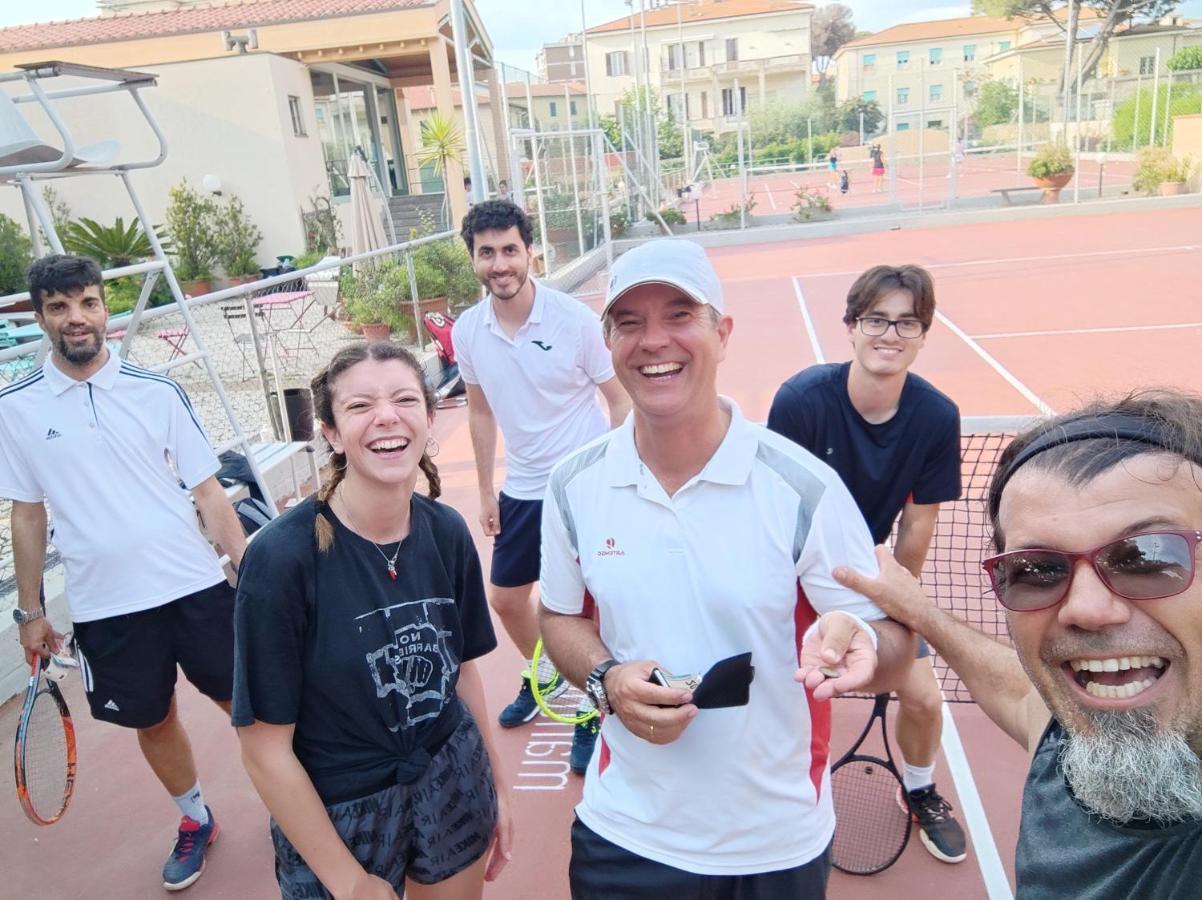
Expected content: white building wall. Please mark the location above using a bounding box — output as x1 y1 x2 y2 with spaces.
0 53 327 271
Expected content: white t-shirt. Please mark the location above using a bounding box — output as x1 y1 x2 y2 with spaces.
452 281 613 499
0 352 225 623
541 400 883 875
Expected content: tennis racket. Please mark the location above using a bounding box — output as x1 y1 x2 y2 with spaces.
529 638 598 725
830 693 911 875
14 654 77 826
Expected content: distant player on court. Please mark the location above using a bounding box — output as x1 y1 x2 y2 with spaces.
452 200 629 772
1 255 246 891
768 264 968 865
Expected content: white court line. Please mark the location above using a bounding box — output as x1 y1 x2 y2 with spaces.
790 276 825 364
974 321 1202 340
762 182 778 211
934 309 1055 416
942 705 1014 900
800 243 1202 280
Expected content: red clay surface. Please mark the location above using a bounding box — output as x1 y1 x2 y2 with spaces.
3 204 1199 898
689 151 1138 222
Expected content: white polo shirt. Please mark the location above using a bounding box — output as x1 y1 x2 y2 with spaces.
540 400 883 875
452 281 613 499
0 352 225 623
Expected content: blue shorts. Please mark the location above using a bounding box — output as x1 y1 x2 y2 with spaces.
490 492 542 588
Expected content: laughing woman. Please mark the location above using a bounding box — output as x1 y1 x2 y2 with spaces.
233 342 512 900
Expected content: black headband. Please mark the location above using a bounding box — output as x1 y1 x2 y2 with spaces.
993 414 1183 504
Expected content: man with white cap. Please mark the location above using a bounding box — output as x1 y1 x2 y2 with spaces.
538 239 915 897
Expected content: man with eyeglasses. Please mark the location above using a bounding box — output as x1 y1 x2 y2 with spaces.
835 390 1202 897
767 264 967 864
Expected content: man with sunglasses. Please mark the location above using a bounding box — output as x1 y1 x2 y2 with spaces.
835 390 1202 897
768 264 967 864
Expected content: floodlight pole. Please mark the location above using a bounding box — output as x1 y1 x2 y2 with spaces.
1150 48 1161 145
1073 45 1083 203
450 0 486 202
580 0 597 133
1061 0 1078 142
1017 55 1025 174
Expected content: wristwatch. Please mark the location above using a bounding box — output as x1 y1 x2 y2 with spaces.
12 607 45 626
585 658 620 716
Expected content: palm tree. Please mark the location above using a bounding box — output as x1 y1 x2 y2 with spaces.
413 111 466 228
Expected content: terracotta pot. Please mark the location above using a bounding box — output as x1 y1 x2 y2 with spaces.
418 295 450 318
1033 171 1073 190
1159 181 1186 196
226 274 258 287
360 322 392 342
180 278 212 297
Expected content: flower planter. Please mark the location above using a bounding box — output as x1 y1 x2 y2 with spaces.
179 278 212 297
226 274 259 287
360 322 391 342
1033 171 1073 204
418 295 450 318
1159 181 1186 196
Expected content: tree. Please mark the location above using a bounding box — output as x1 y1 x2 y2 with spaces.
835 98 884 135
613 86 683 162
973 0 1182 91
598 113 622 149
811 4 856 86
0 214 33 296
974 80 1019 127
1167 45 1202 72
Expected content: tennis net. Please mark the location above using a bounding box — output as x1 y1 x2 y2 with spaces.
923 415 1039 702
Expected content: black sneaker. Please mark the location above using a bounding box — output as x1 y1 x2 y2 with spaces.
498 674 567 728
162 805 219 891
900 785 968 864
569 717 600 774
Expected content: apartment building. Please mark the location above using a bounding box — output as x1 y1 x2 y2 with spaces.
580 0 813 136
537 35 586 83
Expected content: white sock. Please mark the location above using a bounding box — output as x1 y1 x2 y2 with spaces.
902 762 936 793
172 783 209 825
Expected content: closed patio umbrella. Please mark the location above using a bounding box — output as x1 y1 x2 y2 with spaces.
348 151 386 259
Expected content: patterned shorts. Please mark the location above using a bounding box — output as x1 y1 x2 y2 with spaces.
271 710 498 898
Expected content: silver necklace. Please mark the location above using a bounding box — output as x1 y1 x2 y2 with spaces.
338 493 403 581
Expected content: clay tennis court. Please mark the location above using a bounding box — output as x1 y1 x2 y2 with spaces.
3 203 1200 898
687 150 1139 222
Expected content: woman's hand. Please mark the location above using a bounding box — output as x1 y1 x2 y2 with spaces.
485 787 514 881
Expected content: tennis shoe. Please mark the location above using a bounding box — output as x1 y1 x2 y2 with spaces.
498 674 568 728
163 805 219 891
899 785 967 864
570 717 600 775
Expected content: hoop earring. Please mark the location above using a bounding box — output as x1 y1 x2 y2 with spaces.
425 436 440 458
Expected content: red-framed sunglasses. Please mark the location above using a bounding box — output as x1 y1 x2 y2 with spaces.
982 530 1202 612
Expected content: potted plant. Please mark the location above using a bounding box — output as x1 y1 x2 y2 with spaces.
412 111 466 227
164 179 220 295
404 237 480 316
61 215 174 312
344 261 416 342
1027 143 1075 201
608 207 630 239
217 195 264 286
646 206 688 235
1133 146 1195 196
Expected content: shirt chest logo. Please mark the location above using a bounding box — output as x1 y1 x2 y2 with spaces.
596 537 626 558
531 340 553 352
46 428 62 440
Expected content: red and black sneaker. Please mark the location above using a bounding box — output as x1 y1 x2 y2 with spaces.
162 805 220 891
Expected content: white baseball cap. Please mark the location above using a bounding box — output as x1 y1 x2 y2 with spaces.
603 239 725 317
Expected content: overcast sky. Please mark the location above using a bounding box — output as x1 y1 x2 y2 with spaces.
3 0 1201 73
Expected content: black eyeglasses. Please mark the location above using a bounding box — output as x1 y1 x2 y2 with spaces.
982 530 1202 612
856 316 925 339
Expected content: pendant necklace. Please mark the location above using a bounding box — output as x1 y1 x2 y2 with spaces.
338 492 403 580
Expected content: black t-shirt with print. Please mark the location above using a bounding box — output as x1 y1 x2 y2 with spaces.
231 494 496 805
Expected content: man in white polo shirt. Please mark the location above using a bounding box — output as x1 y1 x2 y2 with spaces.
0 255 246 892
539 239 915 897
453 200 629 772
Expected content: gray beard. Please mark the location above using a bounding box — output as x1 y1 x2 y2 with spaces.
1059 709 1202 824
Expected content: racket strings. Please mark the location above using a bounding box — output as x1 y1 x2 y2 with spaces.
21 692 71 819
530 645 595 724
831 760 911 875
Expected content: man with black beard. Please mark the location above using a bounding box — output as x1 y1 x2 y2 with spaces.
1 254 247 891
834 390 1202 897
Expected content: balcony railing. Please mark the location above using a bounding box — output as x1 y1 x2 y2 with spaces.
660 53 809 77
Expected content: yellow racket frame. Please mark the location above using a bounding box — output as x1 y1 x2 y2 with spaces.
529 639 599 725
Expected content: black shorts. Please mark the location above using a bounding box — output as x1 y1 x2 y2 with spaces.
271 710 498 897
569 818 832 900
490 492 542 588
73 580 235 729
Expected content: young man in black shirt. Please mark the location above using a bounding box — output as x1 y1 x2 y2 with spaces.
768 264 967 864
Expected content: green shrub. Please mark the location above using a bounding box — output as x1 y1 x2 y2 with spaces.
608 208 630 238
1111 84 1202 150
793 187 832 221
61 216 165 268
0 214 34 296
1167 46 1202 72
646 207 686 226
1027 143 1074 179
164 179 220 282
1132 146 1195 195
216 195 263 278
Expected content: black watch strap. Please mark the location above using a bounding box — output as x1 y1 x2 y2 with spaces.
586 658 620 715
